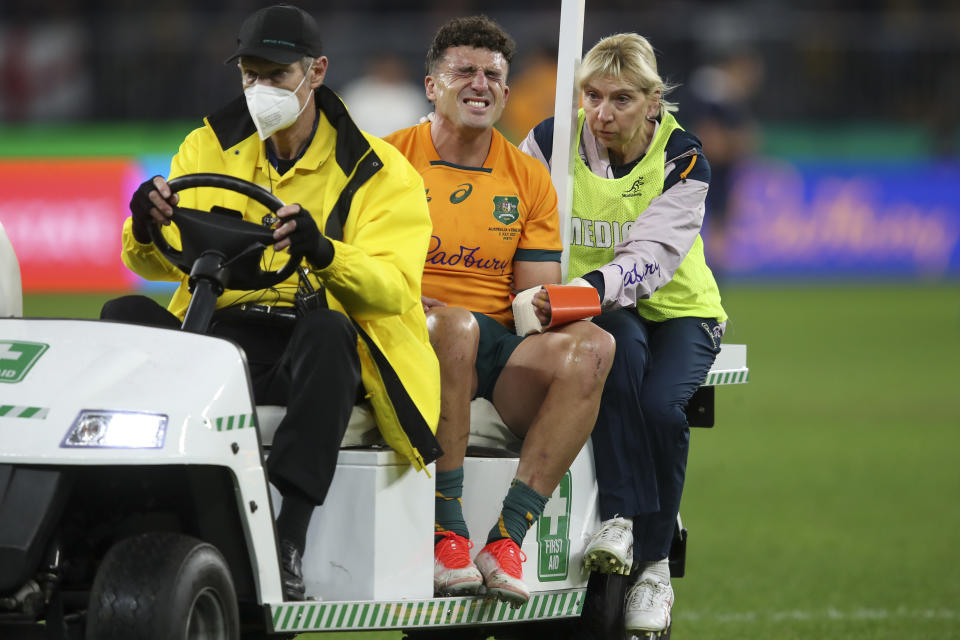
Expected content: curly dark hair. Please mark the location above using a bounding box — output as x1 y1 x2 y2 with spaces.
425 15 516 75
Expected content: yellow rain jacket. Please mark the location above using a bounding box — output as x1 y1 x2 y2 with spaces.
120 86 441 469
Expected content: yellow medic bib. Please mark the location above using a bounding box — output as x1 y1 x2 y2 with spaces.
569 110 726 323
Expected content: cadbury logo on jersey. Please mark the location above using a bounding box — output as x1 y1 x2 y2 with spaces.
492 196 520 225
426 236 509 274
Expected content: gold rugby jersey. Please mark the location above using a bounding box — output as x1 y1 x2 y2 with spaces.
386 122 561 326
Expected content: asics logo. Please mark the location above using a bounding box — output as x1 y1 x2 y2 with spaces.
450 183 473 204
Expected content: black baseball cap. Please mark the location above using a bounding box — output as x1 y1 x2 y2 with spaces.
226 4 323 65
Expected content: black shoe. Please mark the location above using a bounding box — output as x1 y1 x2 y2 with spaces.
279 539 306 601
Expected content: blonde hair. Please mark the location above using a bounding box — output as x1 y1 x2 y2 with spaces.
577 33 677 117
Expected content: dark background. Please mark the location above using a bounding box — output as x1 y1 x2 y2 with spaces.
1 0 958 155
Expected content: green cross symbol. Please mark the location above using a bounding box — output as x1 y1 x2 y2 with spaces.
537 471 572 581
0 341 49 383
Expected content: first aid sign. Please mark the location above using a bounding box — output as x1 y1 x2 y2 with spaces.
0 341 48 383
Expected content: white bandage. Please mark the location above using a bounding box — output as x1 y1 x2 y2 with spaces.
511 285 545 336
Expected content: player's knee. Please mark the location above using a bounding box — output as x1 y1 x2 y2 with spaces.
557 323 615 393
427 306 479 361
588 325 616 371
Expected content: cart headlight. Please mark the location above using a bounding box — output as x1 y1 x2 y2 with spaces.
61 411 167 449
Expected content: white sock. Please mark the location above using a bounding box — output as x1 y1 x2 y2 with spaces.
640 558 671 585
607 514 633 528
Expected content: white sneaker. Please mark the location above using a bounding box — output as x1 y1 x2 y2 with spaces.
624 577 674 634
583 516 633 575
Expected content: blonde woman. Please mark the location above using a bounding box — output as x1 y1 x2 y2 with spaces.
520 33 727 636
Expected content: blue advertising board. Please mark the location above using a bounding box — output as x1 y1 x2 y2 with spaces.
120 153 960 290
722 159 960 279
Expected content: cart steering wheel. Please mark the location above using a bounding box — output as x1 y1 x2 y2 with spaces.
148 173 304 291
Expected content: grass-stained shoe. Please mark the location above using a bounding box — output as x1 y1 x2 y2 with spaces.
474 538 529 607
434 531 483 596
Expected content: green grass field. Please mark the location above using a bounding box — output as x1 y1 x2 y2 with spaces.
21 282 960 639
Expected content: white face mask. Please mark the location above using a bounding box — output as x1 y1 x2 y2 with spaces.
244 71 312 140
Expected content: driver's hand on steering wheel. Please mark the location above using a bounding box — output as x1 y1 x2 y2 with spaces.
130 175 178 244
273 204 334 269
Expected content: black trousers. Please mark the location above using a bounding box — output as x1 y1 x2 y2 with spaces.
100 295 362 505
589 310 722 562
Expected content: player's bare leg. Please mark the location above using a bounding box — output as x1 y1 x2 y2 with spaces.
425 306 482 596
494 321 615 496
475 321 614 605
426 306 479 472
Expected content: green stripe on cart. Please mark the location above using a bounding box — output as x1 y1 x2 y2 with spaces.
0 405 48 419
214 412 255 431
270 589 585 631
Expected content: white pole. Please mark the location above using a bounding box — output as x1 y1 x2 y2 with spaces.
550 0 585 283
0 221 24 318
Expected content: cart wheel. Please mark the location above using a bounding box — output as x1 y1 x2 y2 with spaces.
86 532 239 640
239 600 292 640
578 571 630 639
